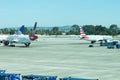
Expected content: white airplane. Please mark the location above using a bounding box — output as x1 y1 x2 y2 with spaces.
80 27 113 44
3 22 38 47
0 25 24 44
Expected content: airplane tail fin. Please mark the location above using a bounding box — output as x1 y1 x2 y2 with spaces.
15 25 25 35
29 22 38 40
80 27 87 38
19 25 25 34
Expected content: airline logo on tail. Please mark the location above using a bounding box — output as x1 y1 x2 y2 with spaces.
29 22 38 40
80 27 88 38
19 25 25 34
15 25 25 35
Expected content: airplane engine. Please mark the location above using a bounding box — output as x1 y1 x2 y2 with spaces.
29 34 38 40
3 41 9 46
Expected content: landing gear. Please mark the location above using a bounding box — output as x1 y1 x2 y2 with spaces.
89 41 96 47
25 43 30 47
3 41 9 46
89 44 93 47
91 41 96 44
0 41 2 43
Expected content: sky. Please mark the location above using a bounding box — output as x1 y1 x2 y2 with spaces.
0 0 120 28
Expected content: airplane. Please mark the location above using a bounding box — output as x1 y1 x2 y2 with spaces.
0 25 25 44
3 22 38 47
79 27 113 44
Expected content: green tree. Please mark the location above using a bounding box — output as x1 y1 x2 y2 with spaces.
50 27 59 35
83 25 95 35
109 24 119 36
24 27 30 34
94 25 108 35
9 28 17 34
71 24 79 35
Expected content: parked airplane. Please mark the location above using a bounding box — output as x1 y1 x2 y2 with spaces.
80 27 113 44
0 25 24 44
3 22 38 47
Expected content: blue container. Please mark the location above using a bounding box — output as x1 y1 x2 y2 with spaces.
100 42 108 46
0 70 5 73
22 74 57 80
107 45 114 49
107 42 115 49
0 73 20 80
59 77 98 80
112 41 118 45
116 44 120 49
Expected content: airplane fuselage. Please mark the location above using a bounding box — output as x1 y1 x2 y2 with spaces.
83 35 113 42
7 34 31 45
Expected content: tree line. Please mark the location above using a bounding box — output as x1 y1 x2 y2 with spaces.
67 24 120 36
0 24 120 36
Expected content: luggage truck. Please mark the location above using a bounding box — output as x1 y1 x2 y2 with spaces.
106 41 120 49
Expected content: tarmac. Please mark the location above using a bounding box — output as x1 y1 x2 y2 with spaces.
0 36 120 80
